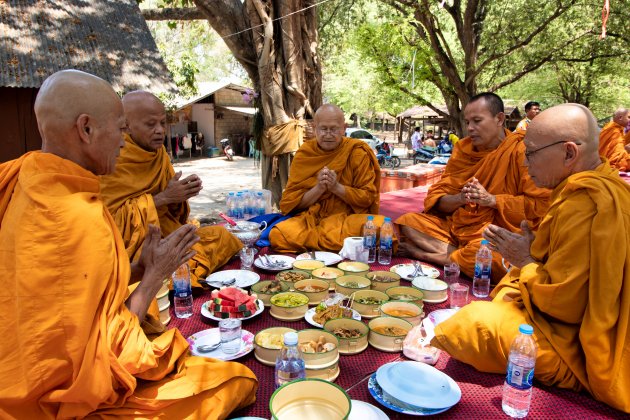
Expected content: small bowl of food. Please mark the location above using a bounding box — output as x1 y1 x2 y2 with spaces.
292 260 326 273
323 318 369 355
270 292 310 320
368 316 413 352
276 269 312 284
335 275 371 296
297 329 339 369
254 326 297 366
270 378 351 419
337 261 370 276
294 279 329 305
311 267 345 291
411 277 448 302
350 290 390 318
385 286 424 305
251 280 291 306
367 271 401 292
379 301 424 326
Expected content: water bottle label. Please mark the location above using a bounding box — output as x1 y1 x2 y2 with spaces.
173 280 191 298
380 237 393 250
364 235 375 247
474 263 491 278
506 363 534 389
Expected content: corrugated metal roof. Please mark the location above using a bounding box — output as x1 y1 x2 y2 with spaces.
0 0 175 93
174 82 252 110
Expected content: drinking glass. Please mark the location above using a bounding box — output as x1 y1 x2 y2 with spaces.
449 283 469 309
240 247 255 270
219 318 242 354
443 262 460 283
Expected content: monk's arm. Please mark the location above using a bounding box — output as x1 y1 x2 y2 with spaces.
329 151 379 208
296 183 327 210
434 193 467 213
126 271 166 319
153 172 202 208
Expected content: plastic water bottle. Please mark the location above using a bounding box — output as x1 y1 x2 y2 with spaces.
378 217 394 265
502 324 537 418
256 192 266 216
235 192 245 220
274 332 306 388
472 239 492 297
172 263 193 318
363 215 377 263
226 192 236 218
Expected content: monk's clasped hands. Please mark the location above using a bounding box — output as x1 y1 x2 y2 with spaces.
462 178 496 208
317 166 339 191
482 221 535 269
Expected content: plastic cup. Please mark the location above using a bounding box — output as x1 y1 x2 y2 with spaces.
219 318 242 354
449 282 469 309
240 247 255 270
443 262 460 283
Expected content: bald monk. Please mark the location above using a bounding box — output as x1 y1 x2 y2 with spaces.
431 104 630 413
396 93 550 281
598 108 630 171
100 91 242 287
0 70 257 418
269 104 388 252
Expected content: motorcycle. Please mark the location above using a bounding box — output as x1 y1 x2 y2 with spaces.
220 138 234 161
376 144 401 169
412 146 437 164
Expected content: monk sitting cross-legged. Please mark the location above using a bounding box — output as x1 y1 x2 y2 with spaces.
598 107 630 171
100 91 242 288
431 104 630 414
396 92 550 282
269 104 392 252
0 70 257 419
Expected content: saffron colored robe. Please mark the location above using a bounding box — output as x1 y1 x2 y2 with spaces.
269 137 387 252
431 162 630 413
0 152 257 419
396 130 550 281
598 121 629 171
100 134 242 287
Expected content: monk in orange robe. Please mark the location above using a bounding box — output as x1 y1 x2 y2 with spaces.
0 70 257 419
431 104 630 414
100 91 242 287
396 93 550 281
269 104 389 252
598 108 630 171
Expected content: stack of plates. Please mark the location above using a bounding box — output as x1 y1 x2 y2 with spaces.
368 361 461 415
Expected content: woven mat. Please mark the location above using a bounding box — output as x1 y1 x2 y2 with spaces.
168 252 625 419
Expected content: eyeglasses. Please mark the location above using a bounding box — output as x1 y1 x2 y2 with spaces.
316 127 342 135
524 140 581 159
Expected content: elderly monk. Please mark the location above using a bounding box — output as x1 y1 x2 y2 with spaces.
598 107 630 171
430 104 630 413
100 91 242 287
269 104 388 252
0 70 257 419
396 93 550 281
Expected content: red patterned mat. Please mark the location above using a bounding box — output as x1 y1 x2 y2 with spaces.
168 253 625 419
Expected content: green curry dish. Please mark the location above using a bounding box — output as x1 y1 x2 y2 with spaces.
271 293 309 307
356 297 384 305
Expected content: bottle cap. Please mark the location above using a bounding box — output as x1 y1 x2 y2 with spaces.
284 332 298 345
367 215 374 221
481 239 489 245
384 217 391 222
228 192 235 196
519 324 534 335
257 192 263 196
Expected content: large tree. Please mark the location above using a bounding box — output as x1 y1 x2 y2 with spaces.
143 1 322 205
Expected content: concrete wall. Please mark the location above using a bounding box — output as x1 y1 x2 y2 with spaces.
215 109 252 155
192 103 215 146
215 87 246 106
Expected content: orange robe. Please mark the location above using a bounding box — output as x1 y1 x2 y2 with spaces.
269 137 387 252
100 134 242 287
623 129 630 147
0 152 257 419
598 121 629 171
431 162 630 414
396 130 550 281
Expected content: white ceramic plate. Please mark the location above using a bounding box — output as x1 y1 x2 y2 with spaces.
296 251 343 266
348 400 389 420
368 373 451 416
304 307 362 328
253 255 296 271
187 328 254 361
201 299 264 322
204 269 260 288
390 263 440 280
376 361 461 410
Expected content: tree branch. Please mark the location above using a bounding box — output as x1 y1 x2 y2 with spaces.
142 7 206 21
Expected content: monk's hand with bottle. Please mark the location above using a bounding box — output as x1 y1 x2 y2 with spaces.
483 221 535 269
462 177 496 209
153 171 203 208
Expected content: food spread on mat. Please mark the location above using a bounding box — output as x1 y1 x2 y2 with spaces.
259 281 284 294
389 293 418 301
372 325 409 336
299 335 336 353
271 293 309 307
255 332 284 349
296 284 327 293
370 274 398 282
356 296 385 305
313 303 353 324
276 271 308 282
332 328 363 339
383 308 418 317
207 287 260 318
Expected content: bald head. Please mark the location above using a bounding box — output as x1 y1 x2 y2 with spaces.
122 90 167 152
313 104 346 151
613 108 630 127
34 69 125 175
524 104 601 189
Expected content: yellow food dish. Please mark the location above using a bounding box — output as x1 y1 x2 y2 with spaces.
271 293 309 308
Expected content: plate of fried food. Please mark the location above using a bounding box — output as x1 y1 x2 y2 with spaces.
305 302 362 328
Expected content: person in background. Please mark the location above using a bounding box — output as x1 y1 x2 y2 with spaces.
424 129 437 147
515 101 541 132
411 126 423 151
0 69 257 419
599 107 630 170
100 91 243 288
396 92 550 282
432 103 630 414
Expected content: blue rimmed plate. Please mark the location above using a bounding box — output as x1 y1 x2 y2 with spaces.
368 373 451 416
